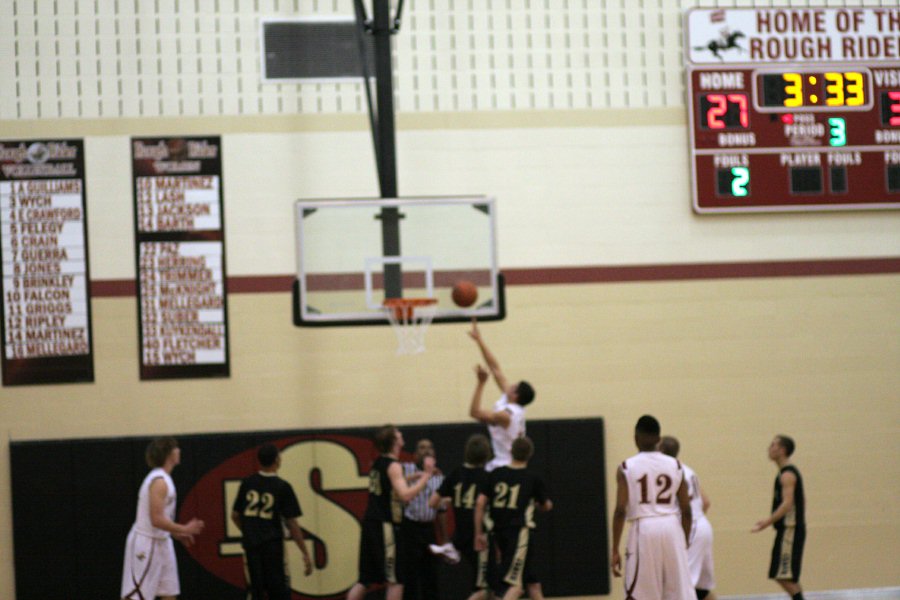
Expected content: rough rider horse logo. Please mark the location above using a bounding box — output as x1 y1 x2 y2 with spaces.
695 29 746 60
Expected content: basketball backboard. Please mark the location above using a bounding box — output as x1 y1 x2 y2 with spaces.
293 196 505 326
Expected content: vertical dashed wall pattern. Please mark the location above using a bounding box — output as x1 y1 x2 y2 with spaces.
0 0 893 119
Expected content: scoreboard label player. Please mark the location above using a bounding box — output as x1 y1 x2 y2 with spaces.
685 8 900 213
131 137 230 380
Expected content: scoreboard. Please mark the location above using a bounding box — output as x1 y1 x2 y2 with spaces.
685 8 900 213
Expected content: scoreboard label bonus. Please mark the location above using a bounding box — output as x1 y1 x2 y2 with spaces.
131 137 230 380
685 8 900 213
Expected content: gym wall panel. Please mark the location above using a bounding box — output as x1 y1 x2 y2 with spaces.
4 276 898 597
2 0 900 598
2 124 888 282
11 420 609 599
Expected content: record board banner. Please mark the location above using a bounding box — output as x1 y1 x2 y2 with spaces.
11 419 609 599
132 137 230 380
0 139 94 385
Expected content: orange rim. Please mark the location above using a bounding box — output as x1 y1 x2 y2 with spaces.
382 298 437 321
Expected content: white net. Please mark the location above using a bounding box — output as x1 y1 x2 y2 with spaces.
382 299 437 355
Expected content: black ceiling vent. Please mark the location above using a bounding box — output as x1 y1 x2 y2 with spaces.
261 17 376 82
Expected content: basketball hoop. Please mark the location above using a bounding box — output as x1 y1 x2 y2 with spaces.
382 298 438 355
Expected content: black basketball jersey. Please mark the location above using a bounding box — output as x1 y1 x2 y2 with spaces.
437 464 489 545
232 472 302 549
363 455 403 524
772 464 805 530
485 465 548 531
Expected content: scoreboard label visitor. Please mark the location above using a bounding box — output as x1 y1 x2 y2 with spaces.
685 8 900 213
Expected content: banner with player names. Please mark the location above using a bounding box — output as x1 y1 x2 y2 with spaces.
132 136 230 380
0 139 95 386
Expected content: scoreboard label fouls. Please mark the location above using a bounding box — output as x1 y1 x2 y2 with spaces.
685 8 900 213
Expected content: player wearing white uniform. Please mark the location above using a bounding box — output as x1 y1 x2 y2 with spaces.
467 319 534 472
121 438 204 600
660 436 717 600
612 416 694 600
485 394 525 471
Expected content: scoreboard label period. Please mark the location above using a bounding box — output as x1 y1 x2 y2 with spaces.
686 8 900 213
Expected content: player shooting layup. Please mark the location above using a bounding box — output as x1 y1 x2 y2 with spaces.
467 319 535 471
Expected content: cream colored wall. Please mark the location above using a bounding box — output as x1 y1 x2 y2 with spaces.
3 115 899 281
1 276 899 597
2 0 900 597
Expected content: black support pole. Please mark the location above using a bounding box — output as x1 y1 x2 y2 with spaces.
372 0 402 299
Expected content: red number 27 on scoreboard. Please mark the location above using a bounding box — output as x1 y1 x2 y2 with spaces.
705 93 749 129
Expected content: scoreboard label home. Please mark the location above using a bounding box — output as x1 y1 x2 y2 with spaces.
685 8 900 213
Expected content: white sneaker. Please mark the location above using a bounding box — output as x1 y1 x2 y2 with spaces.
428 542 461 564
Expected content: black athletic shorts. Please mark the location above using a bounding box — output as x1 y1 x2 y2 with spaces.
768 526 805 582
491 527 538 594
244 538 290 600
358 520 401 585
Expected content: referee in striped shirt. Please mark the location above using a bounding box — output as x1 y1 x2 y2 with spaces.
400 439 447 600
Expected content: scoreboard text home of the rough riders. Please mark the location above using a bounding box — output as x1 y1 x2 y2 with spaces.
685 7 900 213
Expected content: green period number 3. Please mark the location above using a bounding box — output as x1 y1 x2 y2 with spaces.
828 117 847 147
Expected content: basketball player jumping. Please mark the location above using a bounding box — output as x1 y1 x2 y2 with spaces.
467 319 535 471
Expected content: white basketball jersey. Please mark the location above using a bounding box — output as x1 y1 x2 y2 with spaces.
682 463 704 521
486 394 525 471
621 451 684 520
132 468 176 539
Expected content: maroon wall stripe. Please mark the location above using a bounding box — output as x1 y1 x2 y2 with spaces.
90 279 136 297
503 258 900 285
89 257 900 297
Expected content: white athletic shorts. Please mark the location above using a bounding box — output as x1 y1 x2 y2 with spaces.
688 516 716 591
624 515 695 600
121 529 180 599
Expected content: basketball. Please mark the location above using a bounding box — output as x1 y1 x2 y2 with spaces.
452 280 478 307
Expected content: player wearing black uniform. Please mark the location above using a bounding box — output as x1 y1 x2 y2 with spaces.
429 433 492 600
347 425 436 600
231 443 312 600
752 435 806 600
475 436 552 600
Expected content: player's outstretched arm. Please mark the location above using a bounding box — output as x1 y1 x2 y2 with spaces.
469 365 511 427
468 319 510 393
388 457 435 502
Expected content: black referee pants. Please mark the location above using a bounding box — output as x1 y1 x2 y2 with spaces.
399 518 439 600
